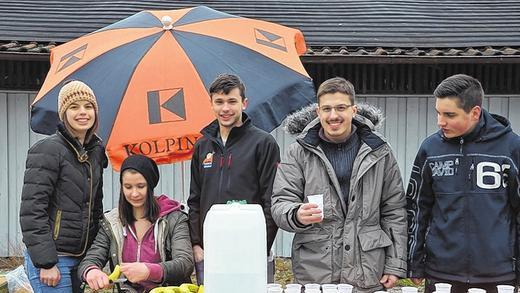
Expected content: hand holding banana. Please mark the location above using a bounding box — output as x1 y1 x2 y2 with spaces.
85 267 112 291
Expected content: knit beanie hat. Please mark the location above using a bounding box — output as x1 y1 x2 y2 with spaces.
120 155 160 189
57 80 98 120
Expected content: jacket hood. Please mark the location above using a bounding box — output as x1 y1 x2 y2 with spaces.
156 194 182 217
439 109 512 143
284 102 384 135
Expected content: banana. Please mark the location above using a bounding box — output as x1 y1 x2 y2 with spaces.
180 283 199 293
150 287 182 293
107 264 121 282
197 285 204 293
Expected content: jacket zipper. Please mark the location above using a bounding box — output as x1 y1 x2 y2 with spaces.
59 136 94 257
137 241 142 262
217 153 225 201
53 209 62 240
78 160 94 256
460 137 471 283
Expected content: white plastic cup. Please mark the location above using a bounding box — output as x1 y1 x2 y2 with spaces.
322 284 337 290
286 284 303 291
337 283 353 293
468 288 486 293
267 283 283 289
497 285 515 293
323 290 339 293
284 289 300 293
307 194 324 219
304 283 321 291
435 283 452 293
268 288 283 293
401 287 419 293
305 290 321 293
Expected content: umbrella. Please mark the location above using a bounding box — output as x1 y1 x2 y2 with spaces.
31 6 315 170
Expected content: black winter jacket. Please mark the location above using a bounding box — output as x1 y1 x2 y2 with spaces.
20 123 107 269
407 110 520 283
188 114 280 250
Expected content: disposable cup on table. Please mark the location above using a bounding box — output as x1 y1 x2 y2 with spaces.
497 285 515 293
286 284 303 291
434 283 452 293
304 283 321 291
322 284 337 290
401 286 419 293
267 283 282 290
337 283 353 293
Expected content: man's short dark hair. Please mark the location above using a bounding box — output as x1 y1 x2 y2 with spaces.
317 77 355 104
434 74 483 113
209 73 246 100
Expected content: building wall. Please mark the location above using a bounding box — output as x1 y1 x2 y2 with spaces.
1 91 519 257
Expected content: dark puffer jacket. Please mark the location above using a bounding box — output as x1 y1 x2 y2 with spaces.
20 123 107 269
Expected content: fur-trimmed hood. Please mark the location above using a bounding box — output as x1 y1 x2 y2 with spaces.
283 102 385 135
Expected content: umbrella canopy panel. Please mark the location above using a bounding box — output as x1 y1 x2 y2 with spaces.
32 6 315 170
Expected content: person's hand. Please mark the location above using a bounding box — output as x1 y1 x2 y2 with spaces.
193 245 204 263
120 262 150 283
85 268 110 291
40 265 61 287
411 278 424 285
296 203 323 225
380 274 399 288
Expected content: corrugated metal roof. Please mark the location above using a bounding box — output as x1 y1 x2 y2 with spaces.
1 0 520 48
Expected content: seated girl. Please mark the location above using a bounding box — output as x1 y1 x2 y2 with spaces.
78 154 194 292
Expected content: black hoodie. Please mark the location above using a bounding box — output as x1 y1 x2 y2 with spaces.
407 109 520 283
188 113 280 251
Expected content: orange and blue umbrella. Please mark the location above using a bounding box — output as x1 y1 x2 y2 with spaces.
31 6 315 170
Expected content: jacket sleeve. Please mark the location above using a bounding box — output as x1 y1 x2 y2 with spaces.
162 212 195 285
19 141 60 269
256 136 281 251
510 138 520 278
406 145 434 278
271 143 312 233
77 219 112 280
188 143 202 247
379 150 407 278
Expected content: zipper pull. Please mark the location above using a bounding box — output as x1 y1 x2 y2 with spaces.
459 138 464 154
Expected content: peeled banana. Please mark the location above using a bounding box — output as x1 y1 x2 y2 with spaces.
107 264 121 282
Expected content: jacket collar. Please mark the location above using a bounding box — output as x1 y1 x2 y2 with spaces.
56 122 102 162
298 115 386 151
200 113 253 145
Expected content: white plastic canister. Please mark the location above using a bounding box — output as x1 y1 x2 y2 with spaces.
204 203 267 293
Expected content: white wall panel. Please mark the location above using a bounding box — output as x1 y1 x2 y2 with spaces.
2 92 519 257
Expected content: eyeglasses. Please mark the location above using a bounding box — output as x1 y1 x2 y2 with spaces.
319 104 353 113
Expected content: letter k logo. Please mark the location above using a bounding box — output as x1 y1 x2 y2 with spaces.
147 88 186 124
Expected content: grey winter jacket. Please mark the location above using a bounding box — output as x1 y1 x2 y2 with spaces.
77 207 194 287
272 104 407 292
